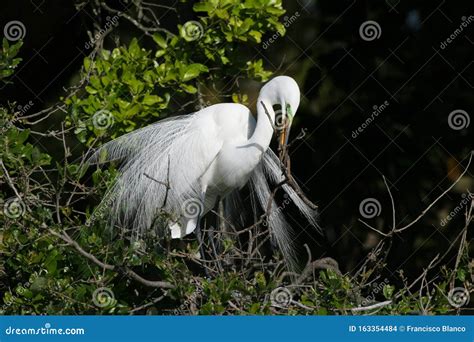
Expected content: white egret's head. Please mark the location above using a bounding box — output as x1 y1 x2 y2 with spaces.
260 75 301 146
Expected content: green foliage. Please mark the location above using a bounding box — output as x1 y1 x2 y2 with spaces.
67 38 213 142
0 116 51 170
66 0 283 145
0 39 23 83
193 0 285 44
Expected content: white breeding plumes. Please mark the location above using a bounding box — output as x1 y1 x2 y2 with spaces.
88 76 320 269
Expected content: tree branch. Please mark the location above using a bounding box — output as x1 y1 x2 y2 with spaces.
48 229 175 289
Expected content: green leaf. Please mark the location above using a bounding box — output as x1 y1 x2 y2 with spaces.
266 7 286 16
181 84 197 94
83 57 92 71
249 30 262 43
155 50 166 58
152 33 168 49
124 105 141 117
111 48 121 58
193 2 214 13
255 271 266 288
457 269 466 282
127 79 144 95
182 63 208 82
100 49 111 60
17 129 29 144
2 37 9 50
85 86 98 94
101 75 111 87
249 303 260 314
128 38 140 57
215 9 229 19
383 285 395 299
142 94 162 106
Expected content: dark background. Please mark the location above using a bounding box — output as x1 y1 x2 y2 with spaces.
1 0 472 281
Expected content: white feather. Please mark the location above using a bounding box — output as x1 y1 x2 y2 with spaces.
87 76 319 269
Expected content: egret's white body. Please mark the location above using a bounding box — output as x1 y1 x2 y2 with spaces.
90 76 319 268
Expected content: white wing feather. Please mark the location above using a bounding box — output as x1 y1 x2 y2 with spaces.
89 111 222 236
249 164 298 269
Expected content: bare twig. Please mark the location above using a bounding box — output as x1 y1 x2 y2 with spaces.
393 151 473 234
360 151 473 236
0 159 22 200
129 291 168 314
101 2 174 37
351 300 392 313
48 229 175 289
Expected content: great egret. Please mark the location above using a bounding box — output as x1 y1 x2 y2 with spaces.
89 76 319 268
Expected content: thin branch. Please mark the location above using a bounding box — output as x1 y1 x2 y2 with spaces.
351 300 392 313
48 229 175 289
393 151 473 234
49 229 112 270
0 159 22 199
360 151 473 236
143 173 169 187
357 219 389 237
129 291 168 314
384 175 396 231
259 101 277 130
100 2 174 37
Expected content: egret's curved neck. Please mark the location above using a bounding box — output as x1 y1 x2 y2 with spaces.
249 96 275 152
